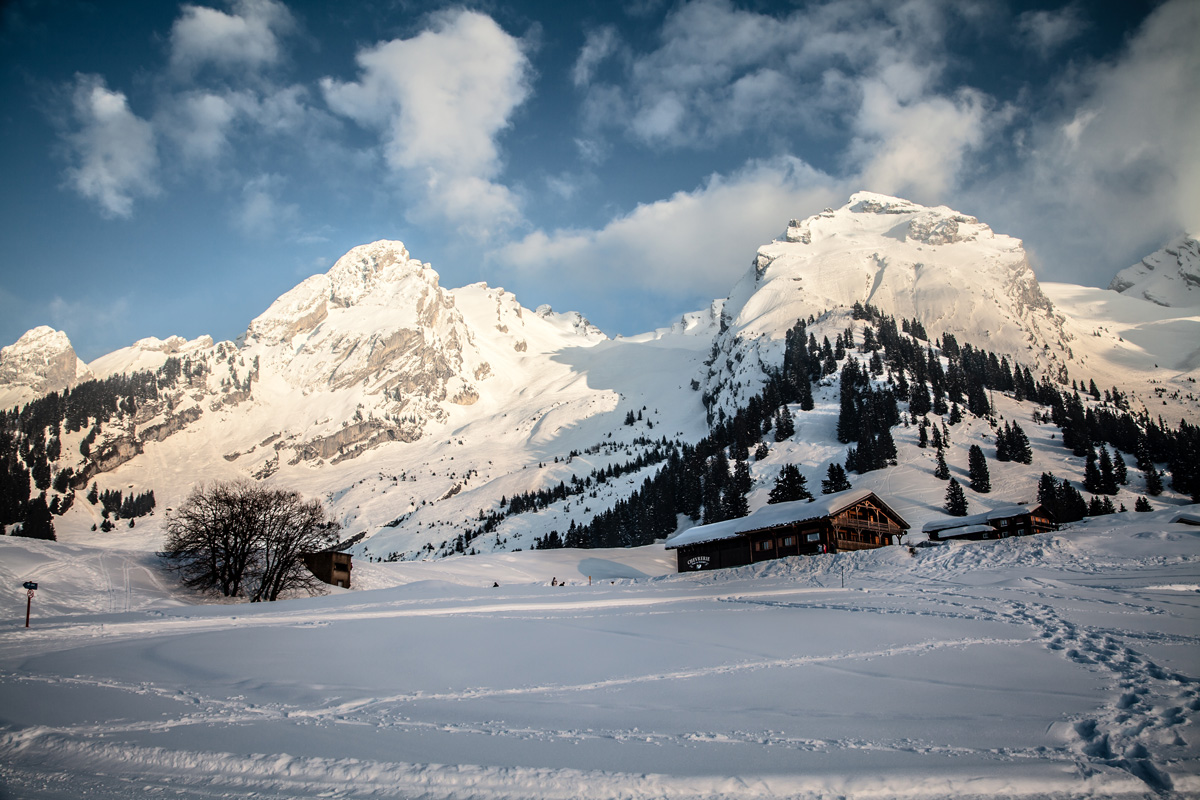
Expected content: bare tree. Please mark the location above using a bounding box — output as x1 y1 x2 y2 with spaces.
164 480 340 601
251 490 338 602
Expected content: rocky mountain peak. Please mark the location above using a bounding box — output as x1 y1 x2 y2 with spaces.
1108 234 1200 308
0 326 93 409
326 240 425 308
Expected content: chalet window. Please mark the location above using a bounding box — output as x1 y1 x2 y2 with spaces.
806 533 820 542
782 536 796 546
756 540 774 552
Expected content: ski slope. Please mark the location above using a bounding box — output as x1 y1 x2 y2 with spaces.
2 510 1198 799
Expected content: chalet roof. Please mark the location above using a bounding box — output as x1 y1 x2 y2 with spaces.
665 489 907 550
930 524 995 539
922 504 1045 534
1170 511 1200 526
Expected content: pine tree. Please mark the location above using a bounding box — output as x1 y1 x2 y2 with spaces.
909 381 931 417
722 483 749 519
1113 451 1128 485
1134 496 1152 512
1084 449 1104 494
17 495 56 541
934 446 950 480
877 426 897 466
1145 466 1163 496
996 423 1012 462
1037 472 1059 514
967 444 990 493
720 460 751 519
1057 480 1088 523
930 424 944 450
1098 446 1118 495
836 359 862 444
1009 422 1033 464
944 479 968 516
768 464 813 505
774 407 795 441
821 463 852 494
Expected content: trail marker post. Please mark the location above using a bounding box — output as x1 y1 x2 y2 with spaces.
22 581 37 628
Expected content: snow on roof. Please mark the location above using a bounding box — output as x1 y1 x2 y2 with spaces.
1170 511 1200 526
665 489 893 550
922 504 1041 533
930 524 996 539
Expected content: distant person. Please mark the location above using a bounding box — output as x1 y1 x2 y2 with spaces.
551 577 557 586
493 582 499 588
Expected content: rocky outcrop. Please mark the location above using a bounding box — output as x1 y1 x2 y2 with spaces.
906 213 980 246
0 327 93 408
141 406 203 443
290 419 422 464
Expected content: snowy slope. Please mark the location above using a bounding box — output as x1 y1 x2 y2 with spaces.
88 334 217 380
1 511 1197 799
1043 283 1200 373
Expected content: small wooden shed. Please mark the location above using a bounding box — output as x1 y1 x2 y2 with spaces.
923 503 1056 542
665 489 909 572
303 550 353 588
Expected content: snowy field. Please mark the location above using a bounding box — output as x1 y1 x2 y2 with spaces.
1 511 1198 799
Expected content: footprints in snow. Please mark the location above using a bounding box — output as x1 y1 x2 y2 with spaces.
1006 599 1195 793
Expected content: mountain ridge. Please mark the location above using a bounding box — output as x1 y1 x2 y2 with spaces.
2 192 1198 562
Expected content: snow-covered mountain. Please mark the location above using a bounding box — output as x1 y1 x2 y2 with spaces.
1108 233 1200 308
702 192 1070 414
3 193 1198 563
0 326 93 410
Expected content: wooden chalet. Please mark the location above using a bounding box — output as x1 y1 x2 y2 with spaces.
922 503 1056 542
302 551 353 588
664 489 908 572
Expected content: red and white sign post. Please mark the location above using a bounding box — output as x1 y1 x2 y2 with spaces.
22 581 37 628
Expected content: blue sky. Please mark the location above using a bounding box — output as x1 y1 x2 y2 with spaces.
1 0 1196 360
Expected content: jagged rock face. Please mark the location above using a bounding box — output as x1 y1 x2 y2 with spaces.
246 241 487 409
235 240 501 460
0 326 93 409
1108 234 1200 308
705 191 1068 409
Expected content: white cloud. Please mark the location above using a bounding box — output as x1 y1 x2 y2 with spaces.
572 26 620 87
320 9 532 230
496 157 842 297
62 74 159 218
1017 5 1086 58
159 91 238 164
849 79 992 204
965 0 1200 284
169 0 295 76
234 173 298 238
577 0 1002 203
